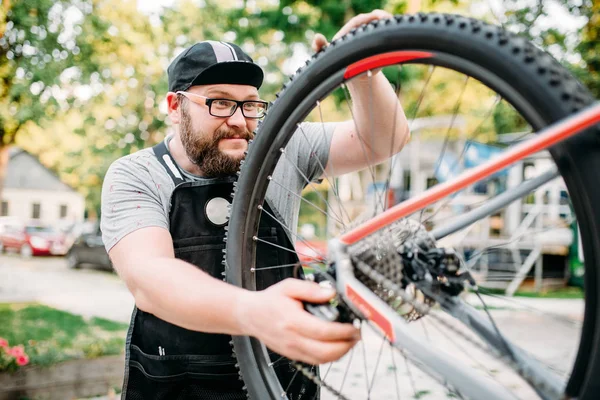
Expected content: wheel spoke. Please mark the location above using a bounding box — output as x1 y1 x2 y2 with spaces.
297 122 353 225
341 82 379 194
258 204 328 261
476 289 582 327
381 66 408 216
316 102 340 187
463 216 576 268
431 75 470 181
276 151 347 227
252 262 305 272
338 347 355 395
268 355 286 367
416 75 470 233
401 349 418 399
283 367 301 395
389 342 403 400
424 317 503 382
409 65 436 125
367 336 387 395
430 167 560 240
267 175 345 226
360 323 372 399
447 94 502 174
253 236 318 261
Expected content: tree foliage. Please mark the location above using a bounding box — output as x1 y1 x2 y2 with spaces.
501 0 598 98
2 0 597 216
0 0 98 145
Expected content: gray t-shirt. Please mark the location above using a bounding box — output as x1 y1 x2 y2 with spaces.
100 122 335 252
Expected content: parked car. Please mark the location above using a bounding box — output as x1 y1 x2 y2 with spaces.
66 232 112 270
0 224 68 257
294 240 328 264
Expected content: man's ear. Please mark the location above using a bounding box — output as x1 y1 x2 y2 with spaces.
166 92 181 124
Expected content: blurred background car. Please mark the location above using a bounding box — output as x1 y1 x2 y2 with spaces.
294 240 327 264
0 223 68 258
66 231 112 271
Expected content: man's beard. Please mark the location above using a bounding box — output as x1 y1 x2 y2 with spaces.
179 107 254 178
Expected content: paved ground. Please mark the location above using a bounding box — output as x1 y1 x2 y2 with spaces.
0 253 134 323
0 254 584 399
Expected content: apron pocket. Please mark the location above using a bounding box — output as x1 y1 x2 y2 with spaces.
125 345 244 400
173 236 225 280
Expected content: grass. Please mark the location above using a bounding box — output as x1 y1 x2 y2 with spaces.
0 303 128 367
478 286 584 299
414 390 431 399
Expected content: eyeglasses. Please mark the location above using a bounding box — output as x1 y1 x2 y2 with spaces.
176 91 268 119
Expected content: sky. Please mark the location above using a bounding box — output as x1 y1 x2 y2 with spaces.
138 0 586 31
136 0 175 15
136 0 586 66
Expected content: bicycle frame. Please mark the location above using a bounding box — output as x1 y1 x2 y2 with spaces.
331 102 600 400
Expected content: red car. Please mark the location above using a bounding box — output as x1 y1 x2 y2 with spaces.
294 240 328 264
0 224 68 258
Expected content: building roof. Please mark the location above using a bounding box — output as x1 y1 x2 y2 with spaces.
5 147 76 192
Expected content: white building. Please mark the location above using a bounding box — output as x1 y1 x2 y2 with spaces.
1 147 85 227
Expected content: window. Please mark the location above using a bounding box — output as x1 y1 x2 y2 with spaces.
31 203 41 219
1 201 8 216
402 170 411 192
426 177 439 189
26 226 55 234
59 204 68 219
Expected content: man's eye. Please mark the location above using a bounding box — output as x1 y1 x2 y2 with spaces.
215 100 233 108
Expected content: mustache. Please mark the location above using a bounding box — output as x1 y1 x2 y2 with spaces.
213 128 254 142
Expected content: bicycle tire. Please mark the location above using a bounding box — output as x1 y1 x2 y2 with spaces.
226 12 599 400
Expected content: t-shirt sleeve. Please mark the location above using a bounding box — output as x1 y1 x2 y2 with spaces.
100 156 169 253
289 121 335 183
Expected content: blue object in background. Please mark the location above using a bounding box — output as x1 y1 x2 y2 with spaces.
463 140 508 176
464 140 509 194
434 150 463 183
433 141 508 196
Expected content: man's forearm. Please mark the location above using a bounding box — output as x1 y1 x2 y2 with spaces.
123 257 249 335
347 71 410 159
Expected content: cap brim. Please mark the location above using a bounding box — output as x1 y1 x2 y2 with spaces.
189 61 264 89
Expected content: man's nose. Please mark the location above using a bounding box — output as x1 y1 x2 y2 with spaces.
226 106 247 128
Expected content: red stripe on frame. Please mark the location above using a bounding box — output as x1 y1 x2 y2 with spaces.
346 284 396 343
344 51 434 79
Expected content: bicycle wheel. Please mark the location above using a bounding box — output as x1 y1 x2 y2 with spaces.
226 13 599 400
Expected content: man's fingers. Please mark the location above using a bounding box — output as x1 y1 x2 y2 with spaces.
276 278 336 303
332 9 394 41
311 33 328 52
313 10 394 50
291 311 361 342
284 335 359 365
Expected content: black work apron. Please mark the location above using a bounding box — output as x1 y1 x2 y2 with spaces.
120 141 318 399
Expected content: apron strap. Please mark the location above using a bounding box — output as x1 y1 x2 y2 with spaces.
152 140 186 186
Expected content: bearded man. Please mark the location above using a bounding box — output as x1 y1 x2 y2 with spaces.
101 9 409 399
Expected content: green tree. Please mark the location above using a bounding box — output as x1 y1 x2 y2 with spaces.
574 0 599 97
501 0 598 98
0 0 102 197
18 0 171 215
13 0 595 219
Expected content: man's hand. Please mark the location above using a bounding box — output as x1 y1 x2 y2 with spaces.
237 278 360 365
311 9 394 52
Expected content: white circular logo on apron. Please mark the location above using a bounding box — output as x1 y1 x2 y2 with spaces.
205 197 230 226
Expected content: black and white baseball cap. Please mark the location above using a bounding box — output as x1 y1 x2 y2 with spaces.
167 41 264 92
